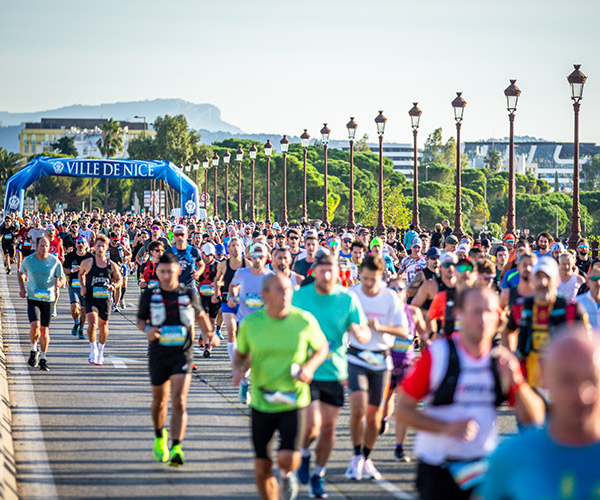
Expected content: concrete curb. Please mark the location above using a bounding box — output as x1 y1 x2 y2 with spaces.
0 270 19 500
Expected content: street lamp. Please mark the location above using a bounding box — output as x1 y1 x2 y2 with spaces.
408 103 422 231
504 79 521 235
264 140 273 221
346 117 358 229
249 144 257 222
300 129 310 221
211 153 219 217
567 64 587 248
451 92 467 238
280 136 290 225
320 123 331 226
193 158 200 186
223 150 231 220
374 111 387 235
236 145 244 221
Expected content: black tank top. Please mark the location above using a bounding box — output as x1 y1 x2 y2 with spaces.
86 257 114 298
221 257 246 301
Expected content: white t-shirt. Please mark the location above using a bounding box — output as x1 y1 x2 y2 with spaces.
348 285 407 370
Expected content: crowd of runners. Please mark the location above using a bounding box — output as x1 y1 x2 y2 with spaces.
2 209 599 500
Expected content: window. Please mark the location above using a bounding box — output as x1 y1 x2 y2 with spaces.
24 145 29 153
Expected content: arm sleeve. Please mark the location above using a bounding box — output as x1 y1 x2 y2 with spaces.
400 348 432 400
137 289 152 321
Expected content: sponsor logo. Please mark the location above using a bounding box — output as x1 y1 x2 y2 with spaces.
8 195 19 209
53 163 64 174
185 200 196 214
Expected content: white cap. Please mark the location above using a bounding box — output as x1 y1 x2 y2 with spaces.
46 224 56 232
341 233 354 241
440 252 458 265
250 243 267 255
456 243 469 254
272 222 280 229
532 258 559 278
201 242 216 255
173 224 187 233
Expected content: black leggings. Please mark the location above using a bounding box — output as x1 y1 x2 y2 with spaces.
251 408 305 459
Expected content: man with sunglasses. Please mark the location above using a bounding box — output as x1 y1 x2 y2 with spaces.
575 238 591 276
286 228 302 265
166 224 204 289
63 237 93 339
576 265 600 328
425 252 459 338
62 220 81 253
136 221 170 264
16 215 33 270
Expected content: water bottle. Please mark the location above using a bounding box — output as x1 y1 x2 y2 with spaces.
150 294 166 326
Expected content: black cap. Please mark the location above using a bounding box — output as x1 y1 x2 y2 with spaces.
313 248 338 267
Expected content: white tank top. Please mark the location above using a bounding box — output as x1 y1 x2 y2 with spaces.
558 273 580 300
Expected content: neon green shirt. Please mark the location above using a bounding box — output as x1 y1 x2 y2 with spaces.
237 306 326 413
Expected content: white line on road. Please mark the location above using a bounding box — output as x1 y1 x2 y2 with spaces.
0 270 59 500
375 479 417 499
104 355 142 368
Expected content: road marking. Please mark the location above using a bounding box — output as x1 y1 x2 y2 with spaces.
0 270 59 500
104 355 142 368
375 479 416 499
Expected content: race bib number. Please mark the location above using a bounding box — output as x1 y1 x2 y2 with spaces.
245 293 264 309
199 284 215 297
71 279 80 288
159 325 187 347
4 234 12 240
92 286 110 299
34 288 52 302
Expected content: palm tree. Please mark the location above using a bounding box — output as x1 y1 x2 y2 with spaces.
96 118 124 210
0 148 22 188
484 149 502 172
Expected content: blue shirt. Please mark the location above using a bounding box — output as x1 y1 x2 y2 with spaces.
480 426 600 500
165 245 202 287
501 269 520 289
20 254 64 302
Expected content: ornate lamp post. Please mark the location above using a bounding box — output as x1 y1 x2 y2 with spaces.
300 129 310 221
236 146 244 221
567 64 587 248
211 153 219 217
504 80 521 235
280 135 290 225
249 144 257 221
320 124 331 226
408 103 422 231
451 92 467 238
375 111 387 234
223 150 231 220
193 158 200 187
346 117 358 229
264 140 273 221
202 156 209 212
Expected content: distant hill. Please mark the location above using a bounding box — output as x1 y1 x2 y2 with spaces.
0 98 243 153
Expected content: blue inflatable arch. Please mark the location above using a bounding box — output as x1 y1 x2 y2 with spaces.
3 157 199 217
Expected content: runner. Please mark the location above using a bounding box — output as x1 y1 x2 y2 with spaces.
345 255 408 481
16 214 33 271
1 214 19 274
234 272 328 500
108 230 131 311
62 236 93 339
79 235 123 366
197 242 221 357
292 251 370 498
17 234 65 372
272 246 304 289
139 240 164 291
137 252 218 467
165 224 203 288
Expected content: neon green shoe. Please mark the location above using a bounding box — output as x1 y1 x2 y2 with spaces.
153 428 169 462
168 444 185 467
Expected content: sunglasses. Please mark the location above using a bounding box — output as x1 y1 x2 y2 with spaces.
174 233 186 237
151 226 160 230
288 236 299 241
442 262 456 269
250 253 264 259
504 239 515 244
389 286 405 293
480 274 496 282
590 276 600 282
76 241 86 245
578 245 589 250
457 264 474 273
153 248 165 253
328 241 339 248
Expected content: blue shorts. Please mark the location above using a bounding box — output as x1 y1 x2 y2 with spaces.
221 302 238 314
68 286 84 305
122 264 129 276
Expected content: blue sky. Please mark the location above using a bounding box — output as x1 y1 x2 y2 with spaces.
1 0 598 144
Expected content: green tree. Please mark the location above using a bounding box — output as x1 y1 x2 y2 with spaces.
354 134 371 153
421 128 444 165
361 181 411 229
554 171 560 192
484 150 502 172
51 136 78 156
581 154 600 191
443 136 456 168
96 118 124 210
0 147 22 189
153 114 195 165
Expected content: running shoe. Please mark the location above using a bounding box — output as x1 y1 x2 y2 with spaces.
27 350 39 368
168 444 184 467
203 348 211 358
379 417 388 435
112 304 119 313
238 383 250 404
95 353 104 366
153 428 169 462
394 447 411 463
89 349 98 365
280 472 299 500
71 324 79 336
345 454 365 481
309 475 328 499
215 328 224 340
119 300 126 310
78 328 85 339
297 455 311 484
362 458 381 480
39 359 50 372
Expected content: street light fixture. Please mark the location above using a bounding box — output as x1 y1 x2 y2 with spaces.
451 92 467 238
264 140 273 221
408 103 422 231
567 64 587 248
346 117 358 229
374 110 387 235
504 79 521 235
211 153 219 217
249 144 257 221
280 136 290 225
223 150 231 220
300 129 310 221
320 123 331 226
236 145 244 221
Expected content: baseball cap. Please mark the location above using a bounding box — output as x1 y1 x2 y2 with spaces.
411 237 422 249
250 243 266 255
550 242 566 252
215 243 225 254
440 252 458 265
426 247 441 258
532 258 559 278
503 233 516 242
201 242 216 255
46 224 56 232
456 243 469 254
495 245 508 255
341 233 354 241
370 236 384 250
272 222 280 230
313 248 337 267
173 224 187 233
444 235 459 245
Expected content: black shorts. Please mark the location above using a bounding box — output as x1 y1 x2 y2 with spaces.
251 407 306 459
347 363 391 407
20 246 33 257
148 346 193 386
2 243 15 258
417 461 473 500
85 297 111 321
27 299 52 327
201 295 221 319
309 380 345 408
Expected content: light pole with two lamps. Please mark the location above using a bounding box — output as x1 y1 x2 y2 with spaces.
249 144 257 222
223 150 231 220
236 146 244 221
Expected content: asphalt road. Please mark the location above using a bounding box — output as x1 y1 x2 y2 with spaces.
1 266 517 500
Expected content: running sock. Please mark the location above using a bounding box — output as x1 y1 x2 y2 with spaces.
354 445 362 456
300 447 311 458
31 342 38 351
227 342 235 363
279 469 291 479
172 439 181 447
363 447 372 459
395 444 404 451
98 343 105 355
155 428 163 438
39 352 47 360
90 341 96 352
313 465 326 478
